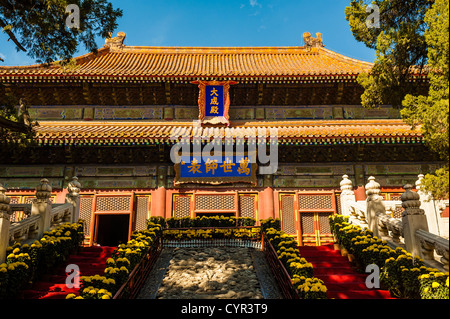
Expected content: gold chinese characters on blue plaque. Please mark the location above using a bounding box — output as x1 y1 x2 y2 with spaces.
174 153 257 185
191 80 237 126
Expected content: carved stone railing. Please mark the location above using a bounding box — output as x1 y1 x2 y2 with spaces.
338 175 449 272
416 229 449 271
0 177 81 263
50 203 73 230
9 215 41 246
9 204 32 223
378 213 404 245
347 201 368 226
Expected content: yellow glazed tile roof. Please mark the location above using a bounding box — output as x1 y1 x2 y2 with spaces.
0 45 374 79
34 119 422 146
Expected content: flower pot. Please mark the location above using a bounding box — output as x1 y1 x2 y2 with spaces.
333 243 340 251
340 247 348 257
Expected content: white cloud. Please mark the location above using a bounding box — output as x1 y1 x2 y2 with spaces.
249 0 260 7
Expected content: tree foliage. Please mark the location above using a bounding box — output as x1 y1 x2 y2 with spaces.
345 0 432 109
0 0 123 64
0 0 122 145
402 0 449 199
346 0 449 199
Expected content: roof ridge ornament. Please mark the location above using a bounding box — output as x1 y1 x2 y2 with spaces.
104 31 126 51
303 32 324 48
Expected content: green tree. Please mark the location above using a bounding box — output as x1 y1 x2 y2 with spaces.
346 0 449 199
1 0 122 144
0 0 123 64
402 0 449 199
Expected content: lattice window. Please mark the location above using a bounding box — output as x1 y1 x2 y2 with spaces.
195 195 235 211
301 213 315 234
239 195 255 218
335 194 342 215
96 196 130 212
393 207 403 218
24 197 34 204
318 213 332 234
174 196 191 218
135 196 150 231
281 195 296 234
298 195 333 210
8 197 20 204
79 196 94 236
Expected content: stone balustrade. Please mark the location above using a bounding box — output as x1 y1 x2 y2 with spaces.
339 174 449 272
9 214 41 246
416 229 449 271
9 204 32 223
0 177 81 263
378 213 404 245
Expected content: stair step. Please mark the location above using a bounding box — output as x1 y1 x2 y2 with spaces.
299 250 343 257
323 282 369 291
298 244 335 251
297 245 393 299
29 282 79 292
314 267 357 275
310 261 354 268
304 256 349 264
317 273 368 283
21 246 115 299
327 289 393 299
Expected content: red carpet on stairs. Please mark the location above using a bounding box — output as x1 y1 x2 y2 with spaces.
299 244 394 299
21 246 116 299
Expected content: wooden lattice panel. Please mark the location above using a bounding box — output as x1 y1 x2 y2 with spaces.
281 195 296 234
79 196 94 236
195 195 235 211
174 196 191 218
96 196 130 212
135 196 150 231
298 195 333 210
8 197 20 204
318 212 332 234
300 213 315 234
239 195 256 218
335 194 342 215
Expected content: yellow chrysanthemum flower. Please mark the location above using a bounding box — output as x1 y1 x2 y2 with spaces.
432 282 440 289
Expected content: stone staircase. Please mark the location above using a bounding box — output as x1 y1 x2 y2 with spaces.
20 246 115 299
298 244 394 299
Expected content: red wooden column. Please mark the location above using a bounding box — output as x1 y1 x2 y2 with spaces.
354 186 367 201
151 187 166 218
259 187 275 220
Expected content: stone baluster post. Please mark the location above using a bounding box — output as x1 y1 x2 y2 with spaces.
31 179 53 239
365 176 385 238
0 184 11 263
66 176 81 223
339 175 355 216
401 184 429 259
416 174 442 236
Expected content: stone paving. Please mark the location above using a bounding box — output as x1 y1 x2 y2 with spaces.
137 246 282 299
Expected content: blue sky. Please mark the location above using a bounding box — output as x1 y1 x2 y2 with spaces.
0 0 376 66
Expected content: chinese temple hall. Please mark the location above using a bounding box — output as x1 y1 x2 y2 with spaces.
0 31 440 247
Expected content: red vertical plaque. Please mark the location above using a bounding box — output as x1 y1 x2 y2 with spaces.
191 80 237 126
